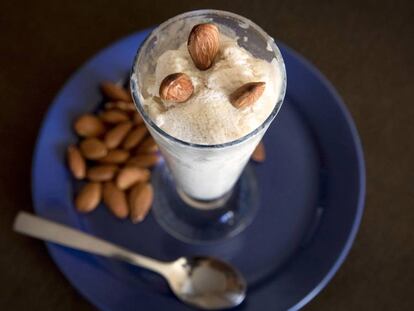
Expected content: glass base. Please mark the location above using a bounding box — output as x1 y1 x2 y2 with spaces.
151 163 259 244
176 187 233 209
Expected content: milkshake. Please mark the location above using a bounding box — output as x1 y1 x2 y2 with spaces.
131 10 286 208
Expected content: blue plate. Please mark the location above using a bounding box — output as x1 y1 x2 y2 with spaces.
32 29 365 311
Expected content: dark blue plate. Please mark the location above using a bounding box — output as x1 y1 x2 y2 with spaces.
32 29 365 311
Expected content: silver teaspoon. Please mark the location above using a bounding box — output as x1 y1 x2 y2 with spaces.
13 212 246 310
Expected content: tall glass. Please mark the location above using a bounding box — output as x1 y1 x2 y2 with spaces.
131 10 286 242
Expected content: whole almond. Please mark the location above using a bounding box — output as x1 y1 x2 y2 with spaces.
99 149 130 164
74 114 105 137
67 145 86 179
137 136 158 154
129 182 154 223
80 138 108 160
99 109 129 124
123 125 147 150
133 113 144 125
103 182 128 218
87 165 118 182
188 23 219 70
159 73 194 103
75 182 102 213
127 154 159 168
104 121 133 149
105 101 136 112
100 81 132 102
251 141 266 162
230 82 266 109
116 167 150 190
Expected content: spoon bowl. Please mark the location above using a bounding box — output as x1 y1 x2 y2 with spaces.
166 256 246 309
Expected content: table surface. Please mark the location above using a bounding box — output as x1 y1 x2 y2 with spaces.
1 0 413 310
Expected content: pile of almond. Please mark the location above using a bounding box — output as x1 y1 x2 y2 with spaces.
67 81 159 223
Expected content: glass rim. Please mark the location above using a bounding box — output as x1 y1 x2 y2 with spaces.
130 9 287 149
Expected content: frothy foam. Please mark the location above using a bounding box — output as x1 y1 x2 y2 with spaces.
142 34 282 145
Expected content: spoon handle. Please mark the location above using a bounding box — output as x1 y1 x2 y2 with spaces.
13 212 169 275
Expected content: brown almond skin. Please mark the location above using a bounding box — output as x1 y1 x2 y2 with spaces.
133 113 144 125
87 165 118 182
230 82 266 109
129 182 154 223
100 81 132 102
137 136 158 154
75 182 102 213
99 149 130 164
116 167 150 190
251 141 266 162
123 125 147 150
188 23 220 70
127 154 159 168
159 73 194 103
99 109 129 124
104 121 133 149
74 114 105 137
103 182 129 219
80 138 108 160
67 145 86 179
105 101 136 112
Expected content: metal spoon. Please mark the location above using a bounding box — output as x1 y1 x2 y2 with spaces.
13 212 246 310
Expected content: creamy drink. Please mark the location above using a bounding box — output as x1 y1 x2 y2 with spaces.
131 10 286 208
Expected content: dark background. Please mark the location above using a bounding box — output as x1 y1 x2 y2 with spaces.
1 0 413 310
